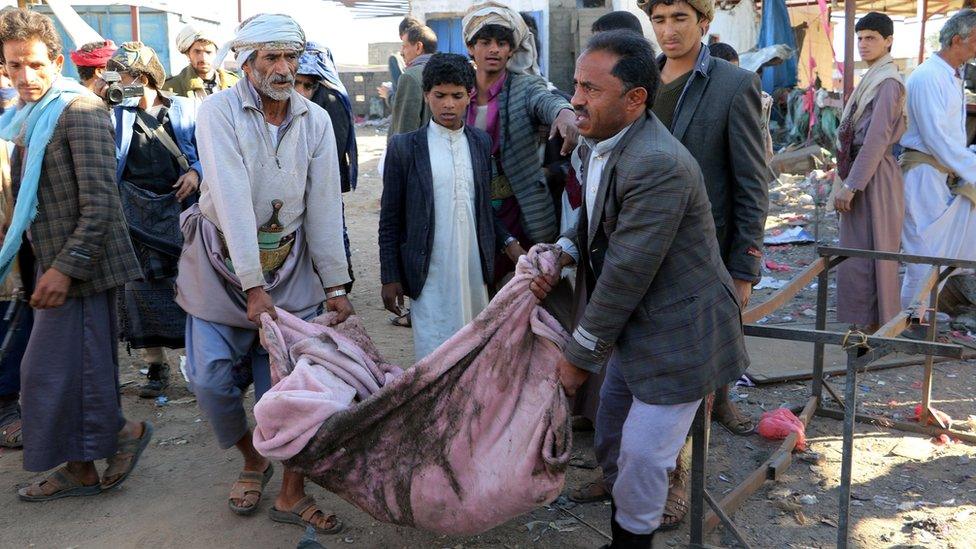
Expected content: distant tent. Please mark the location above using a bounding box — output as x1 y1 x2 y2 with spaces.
757 0 798 94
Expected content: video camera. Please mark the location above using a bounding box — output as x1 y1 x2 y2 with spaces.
101 71 144 106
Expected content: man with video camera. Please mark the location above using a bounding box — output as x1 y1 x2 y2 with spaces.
102 41 202 400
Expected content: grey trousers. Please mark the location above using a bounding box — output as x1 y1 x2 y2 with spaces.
184 315 272 449
595 355 701 535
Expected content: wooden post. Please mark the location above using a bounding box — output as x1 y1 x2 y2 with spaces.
843 0 856 102
16 0 29 9
918 0 930 64
130 5 140 42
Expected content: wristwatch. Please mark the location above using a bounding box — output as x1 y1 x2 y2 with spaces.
325 288 347 300
503 236 518 249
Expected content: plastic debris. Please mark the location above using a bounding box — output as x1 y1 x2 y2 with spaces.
913 405 953 428
755 276 788 290
932 434 952 445
757 408 806 450
764 258 793 272
764 226 815 245
799 495 818 505
155 395 169 407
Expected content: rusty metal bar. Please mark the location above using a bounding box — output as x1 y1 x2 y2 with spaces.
743 325 963 359
837 348 861 548
818 246 976 269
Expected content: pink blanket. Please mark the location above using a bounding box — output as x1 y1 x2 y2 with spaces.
254 312 402 460
255 244 572 535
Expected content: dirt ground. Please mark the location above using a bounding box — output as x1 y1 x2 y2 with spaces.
1 127 975 548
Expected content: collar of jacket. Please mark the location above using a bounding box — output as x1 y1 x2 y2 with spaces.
235 77 308 123
656 41 711 78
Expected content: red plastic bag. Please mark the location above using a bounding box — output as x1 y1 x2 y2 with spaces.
757 408 807 451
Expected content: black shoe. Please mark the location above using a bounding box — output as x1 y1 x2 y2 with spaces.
603 500 655 549
139 362 170 399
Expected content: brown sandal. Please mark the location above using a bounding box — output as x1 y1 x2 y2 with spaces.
569 478 610 503
228 463 274 515
659 447 690 531
713 400 755 435
101 421 154 490
17 466 101 502
1 417 22 449
269 495 344 534
659 488 689 530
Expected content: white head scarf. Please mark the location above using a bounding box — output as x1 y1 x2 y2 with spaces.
462 2 540 76
176 24 218 55
215 13 306 68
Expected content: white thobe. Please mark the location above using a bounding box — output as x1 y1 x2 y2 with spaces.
899 54 976 308
411 123 489 361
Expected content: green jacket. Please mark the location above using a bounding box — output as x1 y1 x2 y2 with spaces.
163 65 239 101
387 60 430 138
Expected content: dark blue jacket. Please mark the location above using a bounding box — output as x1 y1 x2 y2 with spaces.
379 124 509 299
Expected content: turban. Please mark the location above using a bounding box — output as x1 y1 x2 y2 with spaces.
855 12 894 38
69 40 117 68
462 2 540 76
298 42 348 98
298 42 358 190
215 13 305 68
176 24 218 54
638 0 714 21
107 41 166 89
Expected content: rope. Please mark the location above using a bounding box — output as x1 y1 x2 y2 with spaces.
841 329 870 351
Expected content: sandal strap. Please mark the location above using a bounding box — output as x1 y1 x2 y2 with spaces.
44 467 84 491
292 495 320 522
229 471 268 500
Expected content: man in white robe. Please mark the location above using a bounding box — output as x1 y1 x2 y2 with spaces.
900 9 976 309
379 53 522 361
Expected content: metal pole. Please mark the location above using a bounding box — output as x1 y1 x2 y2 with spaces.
812 259 830 400
129 6 140 42
837 348 859 548
920 281 940 425
918 0 930 64
843 0 856 102
690 400 709 546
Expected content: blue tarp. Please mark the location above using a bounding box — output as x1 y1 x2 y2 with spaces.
757 0 798 94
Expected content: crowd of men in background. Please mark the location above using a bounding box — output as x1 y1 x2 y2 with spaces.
0 1 974 547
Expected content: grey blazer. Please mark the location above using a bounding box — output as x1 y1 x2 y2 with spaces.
663 48 771 283
562 112 749 405
496 71 571 244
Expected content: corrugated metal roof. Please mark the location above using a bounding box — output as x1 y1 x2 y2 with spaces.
716 0 967 16
337 0 410 18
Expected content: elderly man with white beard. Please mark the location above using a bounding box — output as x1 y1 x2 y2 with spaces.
175 13 350 534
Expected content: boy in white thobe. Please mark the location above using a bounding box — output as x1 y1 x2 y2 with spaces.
379 53 522 361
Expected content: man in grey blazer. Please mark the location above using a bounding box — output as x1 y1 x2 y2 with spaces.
532 30 748 547
642 0 772 529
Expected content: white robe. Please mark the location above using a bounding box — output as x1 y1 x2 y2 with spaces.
899 54 976 309
411 123 489 361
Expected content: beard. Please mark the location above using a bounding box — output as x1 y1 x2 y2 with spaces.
252 64 294 101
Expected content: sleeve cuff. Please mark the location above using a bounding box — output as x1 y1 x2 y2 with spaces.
237 269 266 291
556 236 580 264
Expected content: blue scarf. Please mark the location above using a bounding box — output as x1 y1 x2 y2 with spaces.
0 77 88 283
299 42 358 189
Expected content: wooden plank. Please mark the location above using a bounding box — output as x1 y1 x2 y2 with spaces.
816 407 976 444
742 258 827 324
876 265 940 338
704 396 818 532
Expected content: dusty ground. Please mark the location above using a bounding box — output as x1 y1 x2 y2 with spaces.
0 128 975 548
